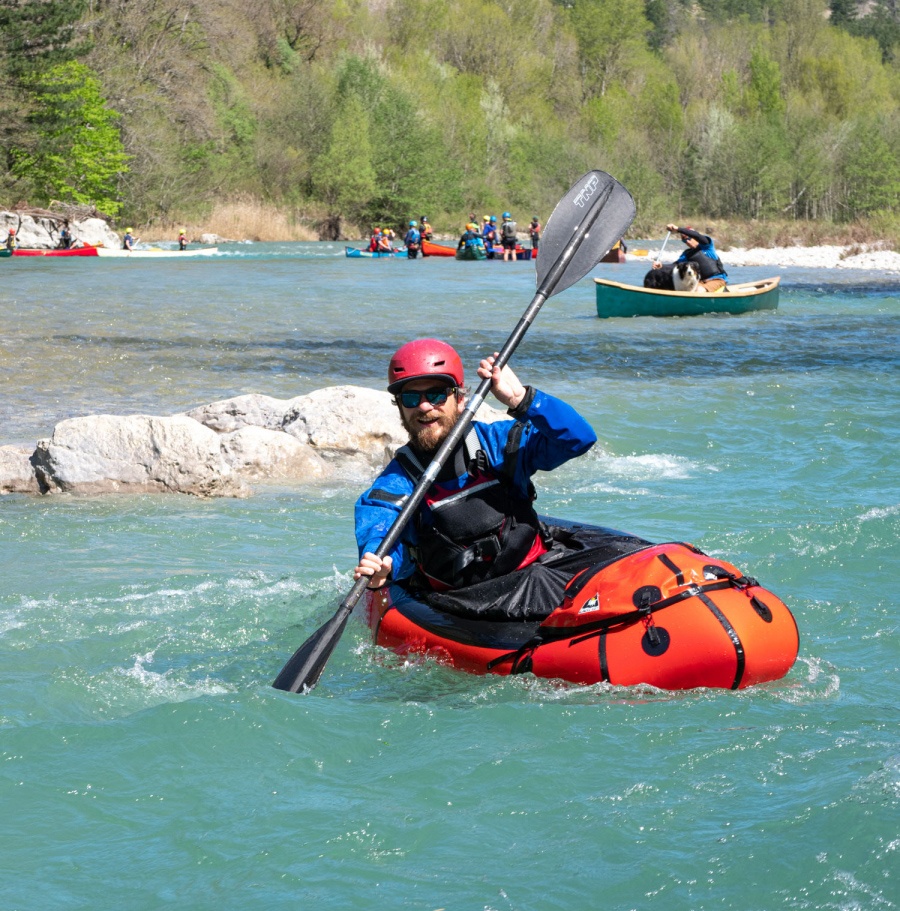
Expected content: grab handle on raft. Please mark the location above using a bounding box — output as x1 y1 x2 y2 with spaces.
271 171 636 694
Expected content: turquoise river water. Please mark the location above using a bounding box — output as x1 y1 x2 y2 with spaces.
1 242 897 910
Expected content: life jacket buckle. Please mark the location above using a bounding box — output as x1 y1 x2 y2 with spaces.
451 535 502 578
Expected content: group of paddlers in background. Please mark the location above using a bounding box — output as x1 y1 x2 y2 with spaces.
456 212 540 261
367 213 542 261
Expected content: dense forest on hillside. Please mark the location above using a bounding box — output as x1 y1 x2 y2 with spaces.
1 0 899 240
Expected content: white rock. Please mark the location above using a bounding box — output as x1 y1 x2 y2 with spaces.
0 212 121 249
220 426 328 481
282 386 408 472
31 414 248 497
0 446 39 495
74 218 122 250
185 393 293 433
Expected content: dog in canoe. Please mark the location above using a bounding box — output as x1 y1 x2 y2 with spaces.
672 261 705 293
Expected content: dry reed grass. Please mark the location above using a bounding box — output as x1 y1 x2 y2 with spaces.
142 202 900 250
144 198 319 242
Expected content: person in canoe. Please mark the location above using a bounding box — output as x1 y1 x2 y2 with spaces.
122 228 136 251
5 227 17 252
457 222 482 252
377 229 395 254
178 229 188 251
404 220 421 259
353 339 605 609
652 224 728 292
58 222 73 249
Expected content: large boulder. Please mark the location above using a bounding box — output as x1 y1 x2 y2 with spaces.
73 217 121 249
282 386 407 472
0 212 120 249
185 393 292 433
219 426 327 482
31 414 248 497
0 446 40 495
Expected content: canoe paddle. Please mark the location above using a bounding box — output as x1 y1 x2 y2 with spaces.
654 231 671 266
272 170 636 693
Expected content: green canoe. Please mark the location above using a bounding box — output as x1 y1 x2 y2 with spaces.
595 276 780 318
455 244 487 261
0 249 11 258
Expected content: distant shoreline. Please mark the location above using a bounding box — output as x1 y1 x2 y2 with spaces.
630 243 900 272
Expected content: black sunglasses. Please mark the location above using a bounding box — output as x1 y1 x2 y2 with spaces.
399 386 457 408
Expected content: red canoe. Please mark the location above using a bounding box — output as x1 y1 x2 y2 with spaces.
421 239 456 257
12 246 98 257
421 238 534 260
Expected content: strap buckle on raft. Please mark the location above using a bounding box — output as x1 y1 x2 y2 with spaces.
704 565 758 590
637 588 661 648
486 634 543 674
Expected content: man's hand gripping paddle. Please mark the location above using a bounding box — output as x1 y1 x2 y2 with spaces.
272 170 636 693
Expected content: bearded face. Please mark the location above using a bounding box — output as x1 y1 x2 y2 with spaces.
397 387 464 452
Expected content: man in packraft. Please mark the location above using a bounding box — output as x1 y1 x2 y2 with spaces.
352 338 597 594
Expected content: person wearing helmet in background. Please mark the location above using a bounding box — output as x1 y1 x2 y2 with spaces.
419 217 433 243
5 226 17 252
353 339 597 601
528 216 541 254
404 220 421 259
376 228 395 254
122 228 136 251
500 211 518 261
482 215 498 259
457 222 481 251
178 229 188 251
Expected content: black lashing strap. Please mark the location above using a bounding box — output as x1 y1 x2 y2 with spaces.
486 578 742 672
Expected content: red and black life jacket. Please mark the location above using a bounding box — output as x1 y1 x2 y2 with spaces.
395 426 547 590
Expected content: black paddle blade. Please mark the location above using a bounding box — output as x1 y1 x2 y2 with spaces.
535 171 635 297
272 603 354 692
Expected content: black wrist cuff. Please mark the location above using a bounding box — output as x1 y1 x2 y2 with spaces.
507 385 535 418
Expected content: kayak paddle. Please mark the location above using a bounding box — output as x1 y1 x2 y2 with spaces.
272 170 636 693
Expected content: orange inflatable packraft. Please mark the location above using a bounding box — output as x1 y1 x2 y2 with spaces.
365 540 799 690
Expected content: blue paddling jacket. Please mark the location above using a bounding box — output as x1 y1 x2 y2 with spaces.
675 227 728 281
355 387 597 588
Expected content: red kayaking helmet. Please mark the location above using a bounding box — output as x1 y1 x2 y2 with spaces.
387 339 464 393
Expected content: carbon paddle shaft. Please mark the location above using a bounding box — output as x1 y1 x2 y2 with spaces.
272 171 634 693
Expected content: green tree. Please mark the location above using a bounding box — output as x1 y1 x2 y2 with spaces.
0 0 89 193
746 47 786 117
11 61 129 214
570 0 650 98
0 0 88 82
828 0 858 26
841 116 900 217
311 94 377 237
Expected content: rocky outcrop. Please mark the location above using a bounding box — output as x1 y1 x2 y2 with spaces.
1 385 508 498
0 211 121 250
30 414 249 497
219 426 327 482
0 446 41 495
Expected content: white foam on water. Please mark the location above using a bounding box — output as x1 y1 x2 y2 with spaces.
597 452 712 482
857 503 900 523
113 650 231 702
